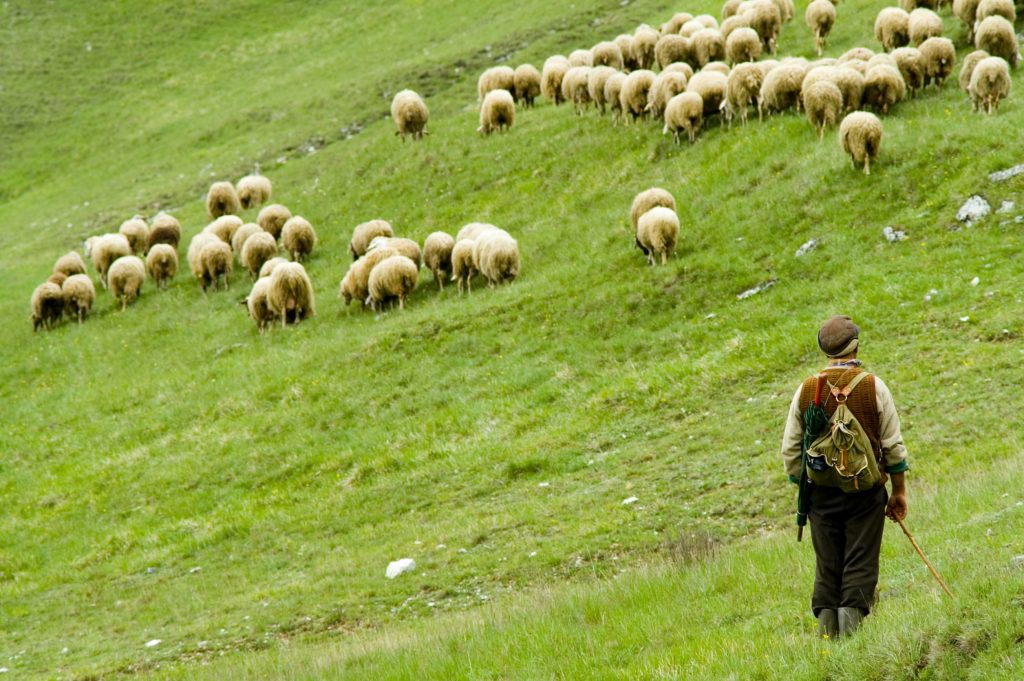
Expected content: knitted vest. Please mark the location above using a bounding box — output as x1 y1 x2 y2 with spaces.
798 368 882 462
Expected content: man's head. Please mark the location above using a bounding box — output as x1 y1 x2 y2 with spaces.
818 315 860 358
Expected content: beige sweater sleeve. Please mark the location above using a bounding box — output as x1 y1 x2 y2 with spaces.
874 376 909 472
780 385 805 481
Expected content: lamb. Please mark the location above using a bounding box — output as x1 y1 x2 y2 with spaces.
806 0 836 57
244 277 275 333
664 92 705 143
198 240 233 292
478 89 515 134
348 219 394 260
236 174 272 209
561 66 592 114
391 89 429 140
759 62 807 118
891 47 927 96
267 261 315 326
839 111 883 175
724 61 764 125
53 251 87 277
513 64 542 107
804 81 843 138
259 257 289 279
31 282 64 330
84 233 131 288
636 207 679 265
620 70 657 122
145 243 178 289
919 37 957 86
240 230 278 279
541 56 570 105
367 236 422 267
257 203 292 239
974 16 1020 68
726 27 762 64
472 229 520 287
648 71 689 119
954 0 982 42
605 72 629 123
477 66 515 101
588 66 619 114
338 247 398 306
569 49 593 67
959 49 991 90
687 70 728 115
365 255 419 310
741 0 783 54
206 181 241 219
691 29 726 67
61 274 95 324
281 216 317 262
976 0 1016 23
146 213 181 253
204 215 244 244
863 65 906 114
630 188 677 235
119 217 149 255
450 240 477 294
633 26 660 69
592 41 624 70
655 35 690 70
423 231 455 290
968 56 1012 113
232 222 263 255
107 255 146 309
874 8 911 52
908 8 943 45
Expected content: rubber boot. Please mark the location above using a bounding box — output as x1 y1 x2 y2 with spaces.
817 609 838 639
838 607 864 637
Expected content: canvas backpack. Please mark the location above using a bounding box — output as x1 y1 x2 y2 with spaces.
805 371 882 493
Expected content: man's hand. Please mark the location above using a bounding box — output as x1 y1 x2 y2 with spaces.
886 471 908 522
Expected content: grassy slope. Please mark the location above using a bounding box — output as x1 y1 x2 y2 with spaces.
1 0 1023 678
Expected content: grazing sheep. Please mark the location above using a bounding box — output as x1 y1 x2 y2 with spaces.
838 47 876 64
188 232 219 284
236 174 272 209
863 65 906 114
661 12 694 35
561 66 592 114
968 56 1012 112
919 37 958 86
423 231 455 290
259 257 289 279
636 207 679 265
53 251 87 277
232 222 263 255
513 64 542 107
257 203 292 239
569 49 593 67
681 20 706 38
875 8 911 52
630 188 677 236
804 80 843 138
198 240 232 291
240 231 278 279
450 240 477 294
954 0 982 42
772 0 796 23
605 72 629 124
478 66 515 101
833 67 867 111
31 282 63 330
648 71 689 119
472 229 520 287
908 8 943 45
204 214 244 244
206 181 240 219
348 219 394 260
726 27 762 64
84 233 131 288
890 48 926 96
367 236 422 267
664 92 705 143
281 216 317 262
615 34 639 70
592 41 624 70
976 0 1016 23
759 62 807 117
47 271 67 287
959 49 991 90
695 14 720 29
145 243 178 289
975 16 1020 68
687 70 728 115
339 247 398 306
620 70 657 122
742 0 783 54
367 255 419 310
723 0 744 20
655 35 690 69
245 277 275 333
633 26 660 69
147 213 181 253
391 89 429 140
541 56 570 105
806 0 836 57
107 255 146 309
479 89 515 134
61 274 95 324
119 217 149 255
839 111 883 175
702 61 731 75
724 61 764 125
691 29 726 67
456 222 499 242
267 262 315 326
720 14 751 41
588 66 618 113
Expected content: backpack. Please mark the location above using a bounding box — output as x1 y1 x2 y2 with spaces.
805 371 882 493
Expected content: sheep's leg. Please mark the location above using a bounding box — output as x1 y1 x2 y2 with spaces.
661 251 667 266
863 156 871 176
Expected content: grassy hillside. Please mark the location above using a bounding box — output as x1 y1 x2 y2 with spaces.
1 0 1023 678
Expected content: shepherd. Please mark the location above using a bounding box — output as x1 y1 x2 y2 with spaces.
780 315 909 639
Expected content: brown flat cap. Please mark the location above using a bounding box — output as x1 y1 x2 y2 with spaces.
818 315 860 357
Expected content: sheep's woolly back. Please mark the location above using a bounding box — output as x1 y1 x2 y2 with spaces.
107 255 146 309
367 255 420 310
591 41 624 70
236 175 272 209
726 27 762 64
31 282 64 331
875 8 911 52
725 62 765 125
54 250 87 277
568 49 593 67
561 66 593 113
695 13 719 29
257 204 292 239
614 34 637 70
423 231 456 290
232 223 263 255
722 0 744 20
349 219 394 259
908 8 943 46
119 218 149 255
61 274 95 323
863 64 906 114
259 257 289 279
633 26 660 69
663 92 704 143
513 64 542 107
267 262 315 325
959 49 992 90
477 66 515 101
472 229 520 287
741 0 783 54
145 243 178 289
246 277 275 333
450 239 476 294
838 47 875 64
205 215 244 244
587 66 619 113
479 89 516 134
541 57 570 105
338 247 399 305
367 236 422 267
954 0 981 41
919 37 958 86
206 181 241 219
805 0 836 55
48 272 67 287
240 231 278 278
655 35 689 70
630 188 677 232
661 12 694 35
85 233 132 287
976 0 1016 23
687 70 728 115
620 70 657 121
691 29 726 67
391 89 429 140
759 62 807 116
147 213 182 253
282 216 317 262
457 222 499 242
188 232 220 279
720 14 751 41
968 56 1011 113
891 47 927 94
648 71 689 119
839 110 884 175
604 72 629 121
199 240 233 291
974 16 1019 68
636 207 680 265
804 81 843 138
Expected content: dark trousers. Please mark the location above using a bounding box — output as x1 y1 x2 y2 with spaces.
808 483 888 616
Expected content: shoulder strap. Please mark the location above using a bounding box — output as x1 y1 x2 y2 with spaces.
830 371 870 402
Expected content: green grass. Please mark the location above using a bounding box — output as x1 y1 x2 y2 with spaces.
1 0 1023 678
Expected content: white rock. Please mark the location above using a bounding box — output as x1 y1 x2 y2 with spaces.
1011 555 1024 569
795 238 818 257
956 195 991 225
622 496 639 505
924 288 939 302
959 316 970 322
883 226 907 243
997 200 1015 214
144 639 161 648
736 279 776 300
989 164 1024 182
385 558 416 579
538 482 550 488
970 277 980 287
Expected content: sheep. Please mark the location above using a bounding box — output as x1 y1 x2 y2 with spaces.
968 56 1012 113
513 64 542 107
368 236 422 267
47 271 67 287
541 56 570 105
663 62 695 80
891 47 927 96
615 34 639 70
478 66 515 101
472 229 520 287
759 62 807 118
588 66 618 114
620 70 657 122
592 41 624 70
839 111 883 175
338 247 398 306
450 240 477 294
976 0 1016 23
198 240 233 292
908 8 943 45
561 66 592 114
348 219 394 260
722 0 744 20
806 0 836 57
267 261 315 326
232 222 263 255
655 35 690 70
107 255 146 309
661 12 694 35
975 16 1020 68
240 230 278 279
188 232 219 283
691 29 726 67
236 174 272 208
959 49 991 90
456 222 499 242
568 49 593 67
875 8 911 52
390 89 429 140
726 27 762 64
833 67 867 110
479 89 515 134
259 257 289 279
919 37 958 86
605 72 629 124
636 207 679 265
53 250 87 277
84 233 131 288
206 181 240 219
31 282 63 330
863 65 906 114
633 26 660 69
204 215 244 244
954 0 982 42
702 61 731 75
147 213 181 253
648 71 689 119
687 70 728 115
741 0 783 54
281 216 316 262
145 243 178 289
257 203 292 239
772 0 796 23
61 274 95 324
664 92 705 143
630 188 677 236
804 80 843 138
366 254 420 310
724 61 764 125
244 277 275 333
681 20 706 38
695 14 720 29
423 231 455 290
838 47 875 64
119 217 149 255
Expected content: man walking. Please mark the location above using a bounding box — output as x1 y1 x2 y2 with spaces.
781 315 909 638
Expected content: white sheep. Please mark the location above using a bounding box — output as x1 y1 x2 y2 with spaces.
84 233 131 289
107 255 146 309
450 239 477 294
267 261 315 326
908 8 943 45
759 62 807 117
591 41 624 70
472 229 520 287
975 16 1020 68
338 247 398 307
257 203 292 239
805 0 836 57
478 66 515 101
863 65 906 114
367 255 419 310
568 49 593 67
240 230 278 279
236 174 272 209
615 34 638 70
636 207 679 265
423 231 455 290
976 0 1016 24
204 215 244 244
348 219 394 260
199 240 233 292
968 56 1012 113
687 70 728 115
875 8 911 52
726 27 762 64
648 71 689 119
147 213 181 253
691 29 726 67
479 89 515 134
513 64 542 107
456 222 499 242
620 70 657 122
587 66 619 114
605 72 629 124
145 243 178 290
119 217 149 255
541 56 570 105
804 80 843 138
839 111 883 175
724 61 765 125
960 49 992 91
664 92 704 143
31 282 63 330
741 0 783 54
633 26 660 69
232 222 263 255
891 47 926 96
954 0 981 43
919 37 957 86
655 35 690 70
391 89 429 140
53 251 87 277
259 256 289 279
61 274 95 324
245 277 275 333
630 188 677 236
561 66 592 115
206 181 240 219
661 12 694 35
281 216 317 262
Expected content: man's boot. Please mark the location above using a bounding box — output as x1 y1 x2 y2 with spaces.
838 607 864 636
817 609 838 639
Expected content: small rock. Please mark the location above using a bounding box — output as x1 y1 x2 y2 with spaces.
144 639 161 648
970 277 980 287
0 668 7 674
529 551 538 557
146 567 156 574
385 558 416 579
436 544 446 550
959 316 970 322
795 238 818 257
189 566 201 574
538 482 550 488
997 200 1015 214
989 164 1024 182
705 312 717 319
622 496 639 505
883 226 907 243
1015 215 1024 224
956 195 991 225
1011 555 1024 569
737 279 776 300
61 648 68 654
924 288 939 302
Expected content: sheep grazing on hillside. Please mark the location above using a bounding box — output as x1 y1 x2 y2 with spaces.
633 26 660 69
742 0 783 54
281 216 317 262
119 217 149 255
206 181 241 219
240 231 278 279
256 203 292 239
890 47 926 96
687 71 728 115
636 207 679 265
591 41 624 70
259 256 289 279
959 49 991 90
450 240 477 295
53 250 87 277
863 65 906 114
968 56 1012 113
568 49 593 67
691 29 726 67
31 282 63 330
366 255 419 310
477 66 515 102
630 188 677 237
806 0 836 57
267 262 315 326
648 71 689 119
954 0 982 43
367 236 422 267
205 215 244 244
423 231 455 290
839 111 883 175
908 8 943 46
48 271 68 287
975 16 1020 68
722 0 744 20
541 56 570 105
759 62 807 118
720 14 751 41
84 233 131 288
976 0 1016 23
655 35 690 70
338 247 398 306
875 8 911 52
605 72 629 124
456 222 499 242
561 66 592 115
391 89 429 140
61 274 95 324
661 12 694 35
349 219 394 260
231 222 262 255
107 255 146 310
726 27 762 64
772 0 796 23
244 277 275 333
588 66 618 114
479 89 515 134
695 14 720 29
147 213 181 253
664 92 704 143
513 64 542 107
919 37 957 86
723 62 764 126
198 240 233 292
188 233 219 284
681 19 706 38
145 243 178 289
236 174 272 209
472 229 520 287
804 81 843 138
620 70 657 122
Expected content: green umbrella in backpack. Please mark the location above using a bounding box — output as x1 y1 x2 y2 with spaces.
797 374 828 541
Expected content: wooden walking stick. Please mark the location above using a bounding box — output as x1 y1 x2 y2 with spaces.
896 517 954 597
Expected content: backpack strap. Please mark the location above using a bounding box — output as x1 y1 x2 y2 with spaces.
830 370 870 404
